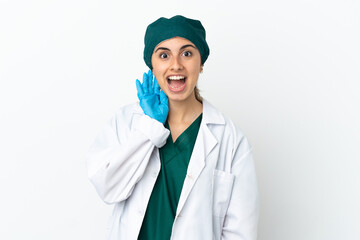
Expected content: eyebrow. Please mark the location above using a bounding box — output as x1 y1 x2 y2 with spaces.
154 44 197 53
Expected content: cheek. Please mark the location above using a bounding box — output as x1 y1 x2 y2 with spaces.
189 57 202 75
152 69 160 80
189 64 202 76
152 71 166 88
152 65 167 79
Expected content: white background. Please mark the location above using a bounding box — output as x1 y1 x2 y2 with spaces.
1 0 359 239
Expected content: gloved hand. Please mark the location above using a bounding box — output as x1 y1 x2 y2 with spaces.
136 70 169 124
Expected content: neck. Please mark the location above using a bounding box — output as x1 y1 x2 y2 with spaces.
167 94 203 124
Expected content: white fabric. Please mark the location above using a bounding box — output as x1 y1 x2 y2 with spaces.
86 99 259 240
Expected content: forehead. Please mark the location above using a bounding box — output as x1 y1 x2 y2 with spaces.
155 37 196 50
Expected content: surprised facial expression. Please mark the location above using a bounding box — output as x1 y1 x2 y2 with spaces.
151 37 202 103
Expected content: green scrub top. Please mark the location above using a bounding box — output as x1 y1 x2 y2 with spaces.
138 113 203 240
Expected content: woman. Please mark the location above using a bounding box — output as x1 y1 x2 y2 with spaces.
86 15 259 240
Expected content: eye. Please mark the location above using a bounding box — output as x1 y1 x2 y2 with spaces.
160 53 168 59
182 51 192 57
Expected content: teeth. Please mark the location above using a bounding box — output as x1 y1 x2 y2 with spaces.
168 76 185 80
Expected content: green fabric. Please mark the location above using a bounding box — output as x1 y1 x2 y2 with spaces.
143 15 210 69
138 114 203 240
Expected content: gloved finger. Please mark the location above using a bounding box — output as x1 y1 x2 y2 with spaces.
147 70 154 94
154 76 160 95
135 79 143 99
142 72 149 93
160 90 168 106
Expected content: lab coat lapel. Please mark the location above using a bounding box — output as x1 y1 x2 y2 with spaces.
176 100 225 216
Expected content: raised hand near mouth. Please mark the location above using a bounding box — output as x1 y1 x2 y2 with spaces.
136 70 169 124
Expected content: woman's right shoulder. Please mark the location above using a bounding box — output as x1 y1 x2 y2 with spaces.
105 102 143 130
113 102 142 120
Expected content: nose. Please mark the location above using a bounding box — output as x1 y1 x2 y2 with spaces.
170 56 183 71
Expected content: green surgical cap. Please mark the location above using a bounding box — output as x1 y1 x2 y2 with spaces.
143 15 210 69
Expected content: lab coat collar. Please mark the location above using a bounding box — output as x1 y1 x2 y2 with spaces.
130 99 226 216
202 99 225 126
176 99 225 216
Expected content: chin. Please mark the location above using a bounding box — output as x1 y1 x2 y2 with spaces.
167 92 195 103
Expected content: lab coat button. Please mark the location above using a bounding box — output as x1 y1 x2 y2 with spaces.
152 171 157 178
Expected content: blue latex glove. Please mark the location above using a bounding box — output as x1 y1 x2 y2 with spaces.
136 70 169 124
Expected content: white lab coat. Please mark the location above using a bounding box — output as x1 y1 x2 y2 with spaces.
86 99 259 240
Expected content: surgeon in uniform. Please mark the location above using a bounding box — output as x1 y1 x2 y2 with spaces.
86 15 259 240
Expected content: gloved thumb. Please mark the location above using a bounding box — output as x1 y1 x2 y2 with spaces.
159 90 168 106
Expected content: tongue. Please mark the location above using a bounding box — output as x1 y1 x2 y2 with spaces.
169 79 185 88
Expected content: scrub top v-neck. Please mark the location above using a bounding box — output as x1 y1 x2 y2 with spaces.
138 113 203 240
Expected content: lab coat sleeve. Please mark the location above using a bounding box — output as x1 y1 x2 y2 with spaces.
221 135 259 240
86 109 170 204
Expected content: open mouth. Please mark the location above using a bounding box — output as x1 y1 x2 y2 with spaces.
167 75 187 91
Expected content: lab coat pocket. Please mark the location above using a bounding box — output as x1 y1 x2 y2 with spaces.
212 169 235 218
